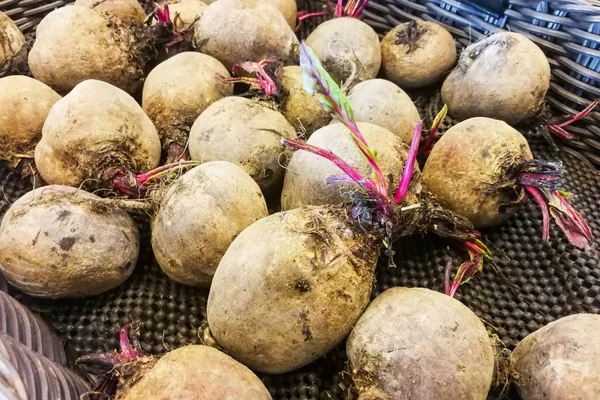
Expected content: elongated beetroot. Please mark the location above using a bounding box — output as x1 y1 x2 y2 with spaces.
207 205 382 373
151 161 268 287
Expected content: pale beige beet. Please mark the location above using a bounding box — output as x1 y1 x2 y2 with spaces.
510 314 600 400
305 17 381 86
151 161 268 287
35 80 161 188
142 52 232 153
0 76 61 168
281 122 421 211
207 205 381 374
75 0 146 23
422 117 533 228
280 65 331 136
188 96 296 194
0 185 139 299
0 12 26 77
347 287 495 400
381 21 456 89
343 79 421 143
118 345 272 400
265 0 297 29
442 32 550 125
28 6 152 94
194 0 299 71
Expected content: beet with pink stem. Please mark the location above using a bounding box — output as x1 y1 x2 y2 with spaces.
34 79 197 197
216 58 331 136
77 325 272 399
303 0 380 88
193 0 299 72
423 116 594 251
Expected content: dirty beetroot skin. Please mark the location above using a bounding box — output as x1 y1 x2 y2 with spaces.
188 96 296 195
151 161 268 287
193 0 299 71
347 287 495 400
0 185 139 299
0 76 61 169
28 5 154 94
0 11 27 77
380 21 457 89
207 205 382 374
423 117 533 228
34 79 161 189
117 345 272 399
441 31 550 125
510 314 600 400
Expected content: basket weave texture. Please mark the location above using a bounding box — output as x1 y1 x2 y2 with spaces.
358 0 600 168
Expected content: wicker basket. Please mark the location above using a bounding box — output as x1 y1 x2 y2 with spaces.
360 0 600 168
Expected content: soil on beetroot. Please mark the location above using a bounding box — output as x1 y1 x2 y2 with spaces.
0 91 598 400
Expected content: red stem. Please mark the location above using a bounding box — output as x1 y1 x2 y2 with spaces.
552 190 593 240
525 185 550 242
556 100 598 128
549 125 577 140
393 121 423 205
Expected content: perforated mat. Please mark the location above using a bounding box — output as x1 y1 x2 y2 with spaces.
1 89 598 400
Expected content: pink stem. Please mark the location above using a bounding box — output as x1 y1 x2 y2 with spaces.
556 100 598 128
352 0 370 17
525 185 550 242
135 161 197 185
335 0 343 18
118 325 143 360
297 10 329 20
552 190 593 240
346 120 388 196
549 125 577 140
393 121 423 205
